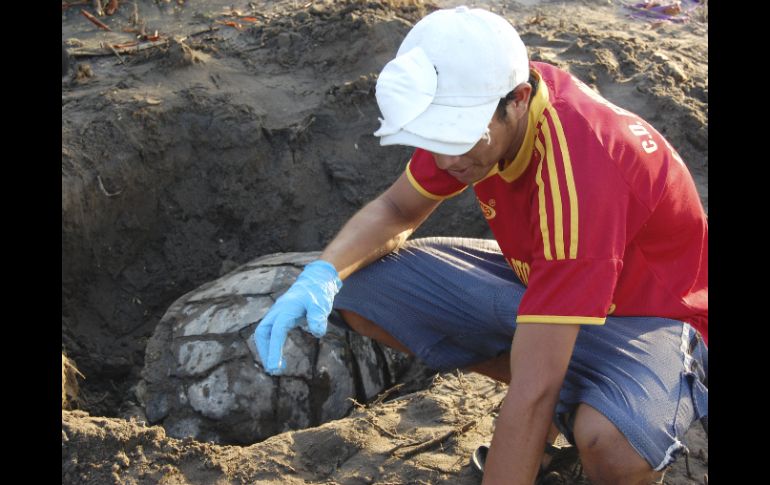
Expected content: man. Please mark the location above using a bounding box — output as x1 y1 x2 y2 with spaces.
254 6 708 485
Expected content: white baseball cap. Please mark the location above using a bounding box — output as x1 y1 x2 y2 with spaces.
373 6 530 156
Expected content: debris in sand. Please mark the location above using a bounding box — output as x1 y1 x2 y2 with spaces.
105 0 119 16
665 61 688 82
62 353 85 409
526 11 546 26
622 0 705 23
112 40 139 49
164 38 205 66
101 41 125 64
75 62 93 82
81 8 112 31
393 417 481 459
93 0 104 17
215 13 263 30
129 0 139 25
216 20 245 30
65 38 85 48
62 1 90 9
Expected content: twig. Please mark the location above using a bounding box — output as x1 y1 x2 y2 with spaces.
369 383 404 407
112 40 139 49
387 437 425 454
266 457 297 473
105 0 119 15
101 42 125 64
81 9 112 31
97 175 123 197
93 0 104 16
363 417 405 441
396 418 480 459
216 20 245 30
346 397 366 411
415 461 459 474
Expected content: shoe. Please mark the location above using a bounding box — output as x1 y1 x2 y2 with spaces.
470 434 582 483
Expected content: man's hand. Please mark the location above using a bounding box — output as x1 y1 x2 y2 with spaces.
481 323 580 485
253 260 342 375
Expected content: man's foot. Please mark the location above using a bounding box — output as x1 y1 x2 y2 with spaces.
470 434 582 483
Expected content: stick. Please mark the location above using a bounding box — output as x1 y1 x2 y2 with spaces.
101 42 125 64
363 417 405 441
93 0 104 16
396 418 480 459
346 397 366 411
81 9 112 31
369 383 404 407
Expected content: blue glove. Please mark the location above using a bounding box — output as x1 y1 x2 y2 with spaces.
254 260 342 375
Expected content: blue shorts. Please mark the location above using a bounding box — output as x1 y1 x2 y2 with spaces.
332 237 708 471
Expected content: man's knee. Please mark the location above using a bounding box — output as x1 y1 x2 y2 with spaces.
573 404 662 485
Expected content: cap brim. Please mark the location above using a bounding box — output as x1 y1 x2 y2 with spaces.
378 98 499 156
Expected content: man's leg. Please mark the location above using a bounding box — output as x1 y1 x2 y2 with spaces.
332 237 522 373
573 403 663 485
339 308 513 383
554 318 708 481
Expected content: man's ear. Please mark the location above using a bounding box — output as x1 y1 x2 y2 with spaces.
508 83 532 119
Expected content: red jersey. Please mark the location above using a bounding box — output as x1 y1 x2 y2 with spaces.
406 61 708 344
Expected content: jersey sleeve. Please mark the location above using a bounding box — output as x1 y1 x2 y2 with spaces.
516 104 631 326
405 148 467 200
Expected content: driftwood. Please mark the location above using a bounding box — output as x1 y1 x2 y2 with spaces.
68 27 219 58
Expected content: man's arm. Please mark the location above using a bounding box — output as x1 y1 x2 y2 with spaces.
320 171 441 279
481 323 581 485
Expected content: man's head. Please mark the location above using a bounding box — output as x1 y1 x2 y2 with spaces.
373 6 531 163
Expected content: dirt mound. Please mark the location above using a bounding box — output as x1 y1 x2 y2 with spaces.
62 372 708 484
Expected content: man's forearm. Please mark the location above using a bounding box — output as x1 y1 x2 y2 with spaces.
319 198 420 279
320 197 413 279
481 323 580 485
481 383 561 484
319 172 440 280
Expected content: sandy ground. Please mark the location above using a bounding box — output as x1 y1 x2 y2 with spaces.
62 0 708 483
63 372 708 484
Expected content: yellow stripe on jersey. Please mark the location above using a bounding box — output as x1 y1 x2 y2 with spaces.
533 151 554 261
546 106 579 259
517 315 606 325
405 160 466 201
540 120 566 260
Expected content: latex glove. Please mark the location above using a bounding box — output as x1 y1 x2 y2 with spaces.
254 260 342 375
